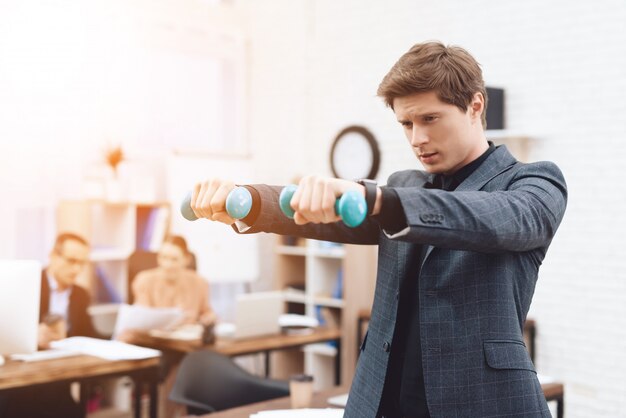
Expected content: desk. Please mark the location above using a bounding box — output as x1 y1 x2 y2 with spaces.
542 382 565 418
200 385 348 418
133 327 343 384
0 355 160 418
199 382 565 418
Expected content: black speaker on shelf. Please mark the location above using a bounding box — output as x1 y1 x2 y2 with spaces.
486 87 505 130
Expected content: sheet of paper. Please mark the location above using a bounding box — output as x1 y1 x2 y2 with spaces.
538 374 557 384
149 323 203 340
326 393 349 407
51 337 160 361
11 350 80 363
113 304 185 337
250 409 344 418
10 349 81 362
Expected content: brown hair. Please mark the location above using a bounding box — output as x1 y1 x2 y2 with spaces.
53 232 89 254
162 235 189 255
377 41 488 128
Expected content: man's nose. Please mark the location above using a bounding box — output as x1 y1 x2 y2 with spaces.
410 126 428 146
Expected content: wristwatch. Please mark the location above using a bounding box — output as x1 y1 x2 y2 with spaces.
357 179 378 216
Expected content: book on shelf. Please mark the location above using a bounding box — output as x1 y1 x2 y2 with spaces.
332 267 343 299
315 306 339 329
94 266 122 304
137 207 169 251
148 208 168 251
136 207 153 250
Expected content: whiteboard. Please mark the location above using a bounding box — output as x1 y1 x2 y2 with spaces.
166 153 259 283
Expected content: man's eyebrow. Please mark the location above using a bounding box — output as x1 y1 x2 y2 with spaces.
397 111 441 122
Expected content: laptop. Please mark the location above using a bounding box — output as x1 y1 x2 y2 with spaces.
232 291 284 339
0 259 41 355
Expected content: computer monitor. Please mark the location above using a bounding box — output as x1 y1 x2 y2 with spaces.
0 259 41 355
233 291 283 339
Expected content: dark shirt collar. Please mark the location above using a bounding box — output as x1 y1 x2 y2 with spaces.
432 141 495 191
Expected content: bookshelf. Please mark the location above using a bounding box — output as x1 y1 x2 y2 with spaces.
272 237 377 390
56 200 171 304
485 129 532 162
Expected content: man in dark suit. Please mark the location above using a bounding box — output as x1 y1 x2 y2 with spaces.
3 233 97 418
38 232 97 348
189 41 567 417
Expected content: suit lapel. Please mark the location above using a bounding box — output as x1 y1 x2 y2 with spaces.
455 145 518 192
40 270 49 322
420 145 518 267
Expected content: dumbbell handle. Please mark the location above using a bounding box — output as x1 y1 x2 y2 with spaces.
279 184 367 228
180 187 252 221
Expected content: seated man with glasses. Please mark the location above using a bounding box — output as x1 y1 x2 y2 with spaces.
2 233 99 418
38 232 99 349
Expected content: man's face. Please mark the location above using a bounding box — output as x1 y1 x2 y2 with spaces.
49 240 90 289
394 90 486 175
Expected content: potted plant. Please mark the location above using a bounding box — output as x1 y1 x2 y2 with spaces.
104 144 125 201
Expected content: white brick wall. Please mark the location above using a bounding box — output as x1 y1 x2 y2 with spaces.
238 0 626 416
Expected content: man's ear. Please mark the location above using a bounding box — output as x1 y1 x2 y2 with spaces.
470 92 485 122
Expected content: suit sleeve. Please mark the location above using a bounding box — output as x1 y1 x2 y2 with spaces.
387 161 567 253
69 286 101 339
233 184 381 245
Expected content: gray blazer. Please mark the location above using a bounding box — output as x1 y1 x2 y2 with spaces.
240 145 567 417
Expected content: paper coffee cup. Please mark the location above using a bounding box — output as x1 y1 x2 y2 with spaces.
289 374 314 409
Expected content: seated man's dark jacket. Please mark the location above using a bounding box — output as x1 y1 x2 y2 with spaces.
0 271 99 418
39 270 99 338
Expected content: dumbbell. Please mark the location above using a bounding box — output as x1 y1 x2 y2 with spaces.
181 184 367 228
180 187 253 221
278 185 367 228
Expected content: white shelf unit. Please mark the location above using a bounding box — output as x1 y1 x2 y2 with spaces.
485 129 532 162
57 200 171 306
274 238 344 390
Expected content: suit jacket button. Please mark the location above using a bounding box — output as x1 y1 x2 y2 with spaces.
419 214 429 223
383 341 390 352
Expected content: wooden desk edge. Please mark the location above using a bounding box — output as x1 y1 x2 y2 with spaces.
0 355 160 391
132 327 342 356
541 382 564 400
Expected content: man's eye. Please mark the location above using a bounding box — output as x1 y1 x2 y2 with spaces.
401 121 412 128
423 116 437 123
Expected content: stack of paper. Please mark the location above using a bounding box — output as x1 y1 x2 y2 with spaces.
51 337 160 361
113 304 185 338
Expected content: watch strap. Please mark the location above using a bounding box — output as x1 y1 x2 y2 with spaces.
357 179 377 216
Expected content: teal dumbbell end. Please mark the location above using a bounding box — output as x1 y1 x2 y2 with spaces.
279 184 298 219
181 192 198 221
279 184 367 228
225 186 253 219
336 190 367 227
180 186 253 221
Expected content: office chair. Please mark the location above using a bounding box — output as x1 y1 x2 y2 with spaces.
169 350 290 415
127 250 197 304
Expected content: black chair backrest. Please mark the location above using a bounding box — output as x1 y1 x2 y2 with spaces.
169 350 289 414
127 250 197 304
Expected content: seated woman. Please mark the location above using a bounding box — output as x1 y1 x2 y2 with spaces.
132 235 216 328
124 235 217 417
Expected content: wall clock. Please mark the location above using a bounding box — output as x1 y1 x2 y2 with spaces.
329 125 380 180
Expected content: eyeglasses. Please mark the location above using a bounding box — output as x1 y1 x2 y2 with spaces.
56 252 90 267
